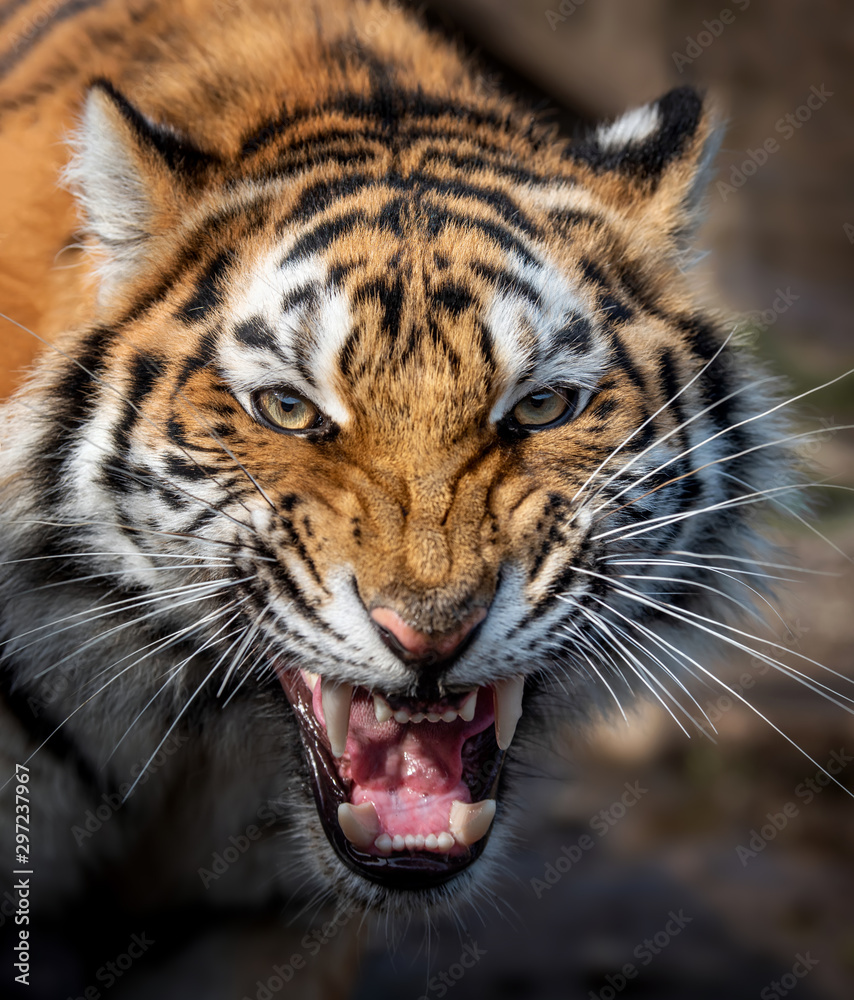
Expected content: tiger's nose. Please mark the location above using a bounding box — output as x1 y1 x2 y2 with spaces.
370 606 486 666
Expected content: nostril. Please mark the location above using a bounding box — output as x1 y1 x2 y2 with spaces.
370 606 486 664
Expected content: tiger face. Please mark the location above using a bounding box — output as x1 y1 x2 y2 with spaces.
0 0 786 916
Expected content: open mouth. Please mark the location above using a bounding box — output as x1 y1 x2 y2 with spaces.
277 668 524 890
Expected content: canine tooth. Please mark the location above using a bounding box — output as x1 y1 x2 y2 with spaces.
449 799 496 847
493 676 524 750
302 670 320 692
393 709 410 724
441 709 457 722
373 693 393 723
321 679 353 757
425 833 438 849
337 802 380 849
437 831 454 851
459 689 477 722
374 833 393 855
411 712 425 723
427 712 441 723
392 834 405 851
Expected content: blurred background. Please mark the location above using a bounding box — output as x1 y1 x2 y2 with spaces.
347 2 854 998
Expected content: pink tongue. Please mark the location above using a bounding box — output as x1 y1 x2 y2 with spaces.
313 686 494 837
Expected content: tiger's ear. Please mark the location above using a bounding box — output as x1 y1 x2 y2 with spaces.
65 81 211 296
568 87 722 248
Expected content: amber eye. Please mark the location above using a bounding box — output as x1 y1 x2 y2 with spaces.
511 389 574 429
253 388 323 432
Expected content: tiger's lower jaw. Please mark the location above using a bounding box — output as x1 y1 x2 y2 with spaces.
278 668 524 891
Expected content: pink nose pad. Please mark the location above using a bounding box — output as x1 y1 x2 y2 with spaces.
370 606 487 662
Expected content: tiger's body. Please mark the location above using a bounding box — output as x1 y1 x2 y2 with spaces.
0 0 796 943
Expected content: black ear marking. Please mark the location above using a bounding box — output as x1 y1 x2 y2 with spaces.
87 78 217 177
566 86 707 182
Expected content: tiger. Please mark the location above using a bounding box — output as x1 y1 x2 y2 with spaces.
0 0 838 967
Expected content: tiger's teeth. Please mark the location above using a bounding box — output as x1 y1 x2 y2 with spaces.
337 802 380 849
449 799 496 847
436 831 454 851
373 693 393 723
459 689 477 722
393 709 409 724
493 676 524 750
374 833 393 854
302 670 320 692
321 679 353 758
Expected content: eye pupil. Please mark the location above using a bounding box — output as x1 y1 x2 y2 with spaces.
254 388 322 432
510 388 576 429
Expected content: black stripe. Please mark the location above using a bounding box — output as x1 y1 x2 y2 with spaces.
608 332 646 393
288 169 538 238
36 326 116 504
432 281 473 317
176 252 233 325
112 351 162 452
88 78 216 177
657 348 690 451
233 316 280 352
175 330 217 389
0 0 107 81
470 261 539 306
240 88 517 158
0 0 31 32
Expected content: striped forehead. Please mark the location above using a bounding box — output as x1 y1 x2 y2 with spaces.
481 256 606 421
218 248 353 426
217 236 606 425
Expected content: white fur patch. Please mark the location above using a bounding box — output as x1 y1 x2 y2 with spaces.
220 248 352 427
486 257 606 423
596 104 661 150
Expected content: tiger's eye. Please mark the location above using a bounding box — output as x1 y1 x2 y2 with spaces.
254 389 321 432
511 389 571 428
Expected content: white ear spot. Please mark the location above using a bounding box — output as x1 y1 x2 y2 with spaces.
596 104 661 150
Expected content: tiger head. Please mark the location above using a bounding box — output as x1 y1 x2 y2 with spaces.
51 51 778 912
